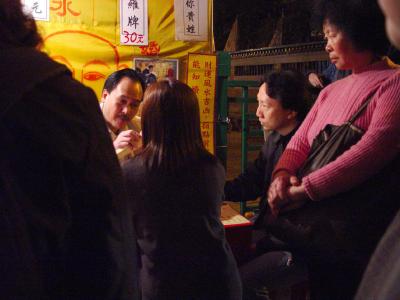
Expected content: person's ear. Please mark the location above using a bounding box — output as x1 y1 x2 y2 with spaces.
101 89 109 102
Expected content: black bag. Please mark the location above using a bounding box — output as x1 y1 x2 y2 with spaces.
254 95 373 231
263 92 399 263
297 95 373 178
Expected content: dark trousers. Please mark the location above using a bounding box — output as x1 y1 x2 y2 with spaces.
239 229 367 300
239 230 308 300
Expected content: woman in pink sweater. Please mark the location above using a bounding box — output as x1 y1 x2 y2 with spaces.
266 0 400 298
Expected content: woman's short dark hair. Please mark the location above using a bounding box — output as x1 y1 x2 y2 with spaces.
102 68 145 94
314 0 389 55
262 70 309 121
139 79 209 172
0 0 43 48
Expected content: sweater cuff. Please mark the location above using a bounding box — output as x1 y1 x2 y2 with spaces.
303 176 320 201
271 168 294 181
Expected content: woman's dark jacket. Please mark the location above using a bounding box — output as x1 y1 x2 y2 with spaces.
123 154 242 300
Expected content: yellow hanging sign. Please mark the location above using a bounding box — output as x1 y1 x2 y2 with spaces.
187 53 217 154
36 0 214 98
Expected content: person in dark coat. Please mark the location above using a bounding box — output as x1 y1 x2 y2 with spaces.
355 0 400 299
224 70 309 299
225 71 309 225
123 79 242 300
0 1 139 299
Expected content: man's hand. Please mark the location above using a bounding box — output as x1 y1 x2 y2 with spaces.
113 130 141 151
308 72 324 88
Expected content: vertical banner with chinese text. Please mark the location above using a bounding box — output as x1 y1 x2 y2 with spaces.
120 0 148 45
187 53 217 154
174 0 208 41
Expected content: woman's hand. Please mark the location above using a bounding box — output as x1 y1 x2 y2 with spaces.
268 171 298 216
288 184 307 202
279 184 308 213
268 170 309 216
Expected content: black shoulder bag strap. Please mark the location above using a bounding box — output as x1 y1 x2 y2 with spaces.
347 92 375 125
297 90 376 178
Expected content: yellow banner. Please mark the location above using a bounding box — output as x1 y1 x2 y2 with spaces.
37 0 214 98
187 53 217 154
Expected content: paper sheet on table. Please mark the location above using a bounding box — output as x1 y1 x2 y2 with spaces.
221 203 252 227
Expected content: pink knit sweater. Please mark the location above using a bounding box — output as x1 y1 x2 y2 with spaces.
274 58 400 200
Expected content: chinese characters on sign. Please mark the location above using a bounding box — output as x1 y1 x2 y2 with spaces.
22 0 50 21
184 0 198 35
174 0 208 41
187 53 217 154
120 0 148 46
50 0 80 16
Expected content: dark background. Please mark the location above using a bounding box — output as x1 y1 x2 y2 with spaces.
213 0 321 51
213 0 400 62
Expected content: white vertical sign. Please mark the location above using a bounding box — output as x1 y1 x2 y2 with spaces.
175 0 208 41
120 0 148 46
22 0 50 21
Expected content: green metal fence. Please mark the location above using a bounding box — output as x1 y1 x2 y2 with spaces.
216 51 263 214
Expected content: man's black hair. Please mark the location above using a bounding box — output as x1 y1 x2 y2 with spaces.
261 70 309 121
102 68 145 94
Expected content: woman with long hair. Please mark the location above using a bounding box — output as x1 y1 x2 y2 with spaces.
123 79 242 300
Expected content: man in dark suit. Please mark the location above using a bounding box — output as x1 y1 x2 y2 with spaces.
224 70 309 299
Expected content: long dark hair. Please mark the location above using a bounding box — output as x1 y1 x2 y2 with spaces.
139 79 210 172
0 0 43 49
